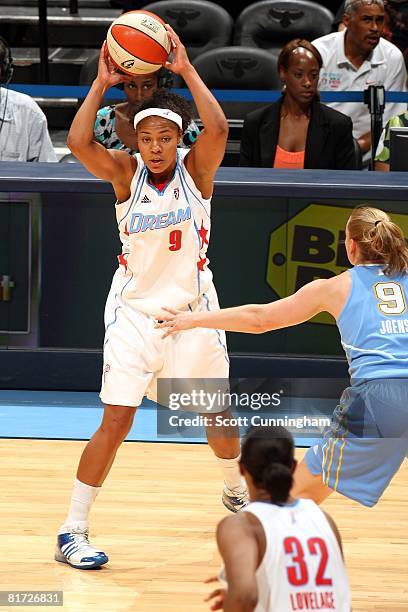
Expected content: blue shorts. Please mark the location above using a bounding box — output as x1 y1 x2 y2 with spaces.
305 379 408 507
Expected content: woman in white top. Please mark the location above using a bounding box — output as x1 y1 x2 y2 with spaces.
55 25 247 571
205 425 350 612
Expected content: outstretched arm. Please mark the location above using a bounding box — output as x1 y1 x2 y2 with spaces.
164 25 228 197
157 278 338 337
67 42 136 202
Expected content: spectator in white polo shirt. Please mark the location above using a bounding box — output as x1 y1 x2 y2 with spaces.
0 37 57 162
313 0 407 165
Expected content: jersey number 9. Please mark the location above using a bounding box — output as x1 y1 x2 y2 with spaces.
374 282 407 316
169 230 182 252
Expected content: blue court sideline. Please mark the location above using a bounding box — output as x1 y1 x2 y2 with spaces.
0 390 335 446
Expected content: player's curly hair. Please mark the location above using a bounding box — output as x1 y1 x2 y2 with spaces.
348 207 408 276
135 89 193 133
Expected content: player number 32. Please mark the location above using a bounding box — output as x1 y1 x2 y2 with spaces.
284 536 333 587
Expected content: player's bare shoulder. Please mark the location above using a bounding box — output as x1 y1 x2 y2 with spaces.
217 511 258 538
109 150 137 203
217 510 264 549
109 148 137 176
183 147 214 200
318 270 352 320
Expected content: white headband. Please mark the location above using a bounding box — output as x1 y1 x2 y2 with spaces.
133 108 183 131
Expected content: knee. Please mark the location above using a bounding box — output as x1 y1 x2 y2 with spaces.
207 434 240 458
100 409 135 444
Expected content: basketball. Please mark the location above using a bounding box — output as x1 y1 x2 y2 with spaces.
106 10 171 76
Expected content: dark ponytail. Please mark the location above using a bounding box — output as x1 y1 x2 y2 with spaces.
260 462 293 505
241 426 295 506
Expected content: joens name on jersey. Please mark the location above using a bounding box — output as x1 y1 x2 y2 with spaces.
128 206 191 234
380 319 408 335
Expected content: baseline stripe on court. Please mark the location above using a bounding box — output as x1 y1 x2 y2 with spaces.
0 390 325 445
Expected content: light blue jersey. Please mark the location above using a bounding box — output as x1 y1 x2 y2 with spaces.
337 265 408 380
306 264 408 507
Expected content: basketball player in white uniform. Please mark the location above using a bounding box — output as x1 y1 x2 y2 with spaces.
55 25 247 570
205 426 350 612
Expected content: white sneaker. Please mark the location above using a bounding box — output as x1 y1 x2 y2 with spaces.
222 484 249 513
55 527 108 570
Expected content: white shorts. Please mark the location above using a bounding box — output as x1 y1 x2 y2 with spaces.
100 281 229 409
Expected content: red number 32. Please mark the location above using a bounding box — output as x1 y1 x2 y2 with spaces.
284 536 333 587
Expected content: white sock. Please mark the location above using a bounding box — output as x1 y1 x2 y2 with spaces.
59 478 101 534
216 454 246 491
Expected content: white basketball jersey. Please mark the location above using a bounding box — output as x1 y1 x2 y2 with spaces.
113 148 213 316
241 499 350 612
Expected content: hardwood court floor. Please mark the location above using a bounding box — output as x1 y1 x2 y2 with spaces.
0 439 406 611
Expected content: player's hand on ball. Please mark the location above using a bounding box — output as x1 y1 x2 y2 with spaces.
155 307 195 338
204 576 227 611
164 24 191 75
97 42 131 88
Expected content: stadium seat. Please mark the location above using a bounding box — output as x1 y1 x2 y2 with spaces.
192 46 280 121
234 0 334 55
193 46 280 89
78 49 100 85
141 0 233 60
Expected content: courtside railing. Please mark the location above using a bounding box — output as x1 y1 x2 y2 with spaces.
5 85 408 104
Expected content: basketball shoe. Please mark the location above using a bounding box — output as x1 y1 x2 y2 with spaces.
222 484 249 513
55 527 108 569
